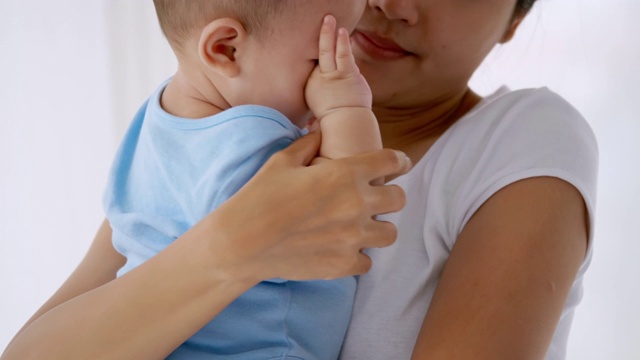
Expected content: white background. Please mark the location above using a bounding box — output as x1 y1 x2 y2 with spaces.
1 1 638 358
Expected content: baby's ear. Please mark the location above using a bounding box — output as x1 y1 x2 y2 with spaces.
198 18 247 77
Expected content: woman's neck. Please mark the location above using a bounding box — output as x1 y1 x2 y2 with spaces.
374 89 481 164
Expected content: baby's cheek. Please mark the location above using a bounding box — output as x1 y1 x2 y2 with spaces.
305 67 325 96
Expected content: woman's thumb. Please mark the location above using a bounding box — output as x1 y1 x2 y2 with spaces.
280 131 321 166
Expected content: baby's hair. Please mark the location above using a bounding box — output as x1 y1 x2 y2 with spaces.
153 0 291 51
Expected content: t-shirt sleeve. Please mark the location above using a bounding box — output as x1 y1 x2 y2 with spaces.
451 88 599 273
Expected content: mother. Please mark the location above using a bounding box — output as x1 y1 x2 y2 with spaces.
340 1 597 359
2 0 597 359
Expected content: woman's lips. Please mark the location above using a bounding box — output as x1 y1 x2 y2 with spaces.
352 30 411 60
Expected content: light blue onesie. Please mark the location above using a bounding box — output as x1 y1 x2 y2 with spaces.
103 82 356 359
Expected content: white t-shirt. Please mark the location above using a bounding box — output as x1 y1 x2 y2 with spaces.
339 87 599 360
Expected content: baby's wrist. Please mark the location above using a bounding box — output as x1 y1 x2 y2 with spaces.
314 105 373 123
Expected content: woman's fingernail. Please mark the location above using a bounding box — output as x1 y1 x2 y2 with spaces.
395 150 412 170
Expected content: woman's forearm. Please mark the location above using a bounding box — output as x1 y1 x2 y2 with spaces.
2 218 259 360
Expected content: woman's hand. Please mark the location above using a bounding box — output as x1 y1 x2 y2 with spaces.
205 130 411 282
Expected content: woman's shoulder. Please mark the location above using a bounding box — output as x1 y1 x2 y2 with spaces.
438 86 598 185
464 86 594 137
405 86 599 247
433 86 598 168
402 86 599 193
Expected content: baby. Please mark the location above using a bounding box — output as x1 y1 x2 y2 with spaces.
103 0 381 359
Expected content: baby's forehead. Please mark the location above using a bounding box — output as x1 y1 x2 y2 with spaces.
268 5 324 33
282 1 361 27
285 0 357 18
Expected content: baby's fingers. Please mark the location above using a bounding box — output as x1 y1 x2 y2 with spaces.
318 15 337 73
335 27 357 73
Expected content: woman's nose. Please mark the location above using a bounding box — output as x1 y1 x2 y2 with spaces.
367 0 419 25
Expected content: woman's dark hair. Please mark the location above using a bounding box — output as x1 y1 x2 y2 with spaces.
515 0 537 16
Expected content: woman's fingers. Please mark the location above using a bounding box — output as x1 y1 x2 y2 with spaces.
314 251 373 280
274 139 412 184
346 149 413 182
363 219 398 249
272 131 321 167
351 253 373 276
315 220 396 278
368 184 407 216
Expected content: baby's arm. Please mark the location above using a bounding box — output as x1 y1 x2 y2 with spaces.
305 16 382 161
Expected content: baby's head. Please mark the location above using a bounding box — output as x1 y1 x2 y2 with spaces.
153 0 365 126
154 0 290 52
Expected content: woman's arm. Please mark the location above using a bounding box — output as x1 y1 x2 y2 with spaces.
2 214 257 360
2 132 411 360
411 177 588 360
6 219 124 348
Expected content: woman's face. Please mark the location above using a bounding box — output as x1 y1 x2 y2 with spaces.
353 0 522 109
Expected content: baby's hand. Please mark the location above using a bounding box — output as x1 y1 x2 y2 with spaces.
305 15 372 120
